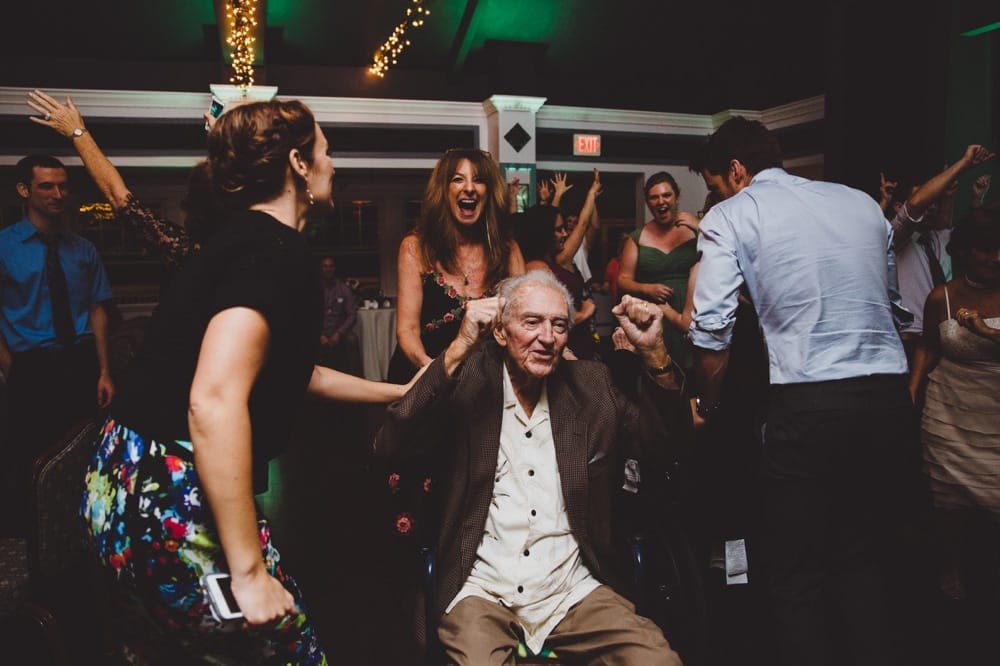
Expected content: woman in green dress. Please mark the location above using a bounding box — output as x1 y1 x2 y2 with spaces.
617 171 700 370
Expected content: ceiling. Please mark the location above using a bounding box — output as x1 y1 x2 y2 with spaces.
3 0 833 114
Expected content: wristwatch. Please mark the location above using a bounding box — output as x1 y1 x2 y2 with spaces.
645 359 674 376
71 128 87 138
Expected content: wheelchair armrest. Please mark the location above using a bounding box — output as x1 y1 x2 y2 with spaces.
627 533 648 617
420 547 441 664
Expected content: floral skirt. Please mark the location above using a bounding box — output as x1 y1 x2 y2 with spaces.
81 417 327 665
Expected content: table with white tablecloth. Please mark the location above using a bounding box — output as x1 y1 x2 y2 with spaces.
353 307 397 381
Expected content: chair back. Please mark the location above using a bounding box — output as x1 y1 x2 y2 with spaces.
29 419 98 582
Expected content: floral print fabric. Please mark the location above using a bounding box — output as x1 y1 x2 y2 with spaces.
81 417 327 665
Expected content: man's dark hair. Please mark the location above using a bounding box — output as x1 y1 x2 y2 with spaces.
15 154 66 189
698 116 783 177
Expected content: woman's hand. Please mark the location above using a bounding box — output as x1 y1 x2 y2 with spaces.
972 174 991 207
611 326 636 353
551 172 573 207
956 307 1000 343
675 211 700 229
507 177 523 213
644 283 673 303
230 568 296 627
27 90 86 138
538 179 553 205
588 169 603 197
878 171 898 211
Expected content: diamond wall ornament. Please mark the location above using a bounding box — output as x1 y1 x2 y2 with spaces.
504 123 532 153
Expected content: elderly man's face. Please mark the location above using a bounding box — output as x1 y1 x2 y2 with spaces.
494 284 570 380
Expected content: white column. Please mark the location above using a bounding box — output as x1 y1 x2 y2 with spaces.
482 95 547 209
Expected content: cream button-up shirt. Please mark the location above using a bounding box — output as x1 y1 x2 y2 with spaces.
445 365 599 654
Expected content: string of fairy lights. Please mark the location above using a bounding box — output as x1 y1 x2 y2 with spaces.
221 0 430 88
369 0 430 78
226 0 258 91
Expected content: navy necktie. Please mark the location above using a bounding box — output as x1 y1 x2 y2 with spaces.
41 233 76 347
917 233 947 287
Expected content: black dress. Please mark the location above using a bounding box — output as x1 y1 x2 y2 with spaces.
386 270 498 382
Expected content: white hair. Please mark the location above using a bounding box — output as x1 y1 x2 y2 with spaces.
496 269 576 327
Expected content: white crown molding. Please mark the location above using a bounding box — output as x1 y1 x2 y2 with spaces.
537 105 714 135
295 95 486 126
761 95 825 129
712 96 825 130
0 85 825 166
0 86 215 119
0 154 205 167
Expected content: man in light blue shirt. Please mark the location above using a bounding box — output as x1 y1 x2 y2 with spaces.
690 117 916 666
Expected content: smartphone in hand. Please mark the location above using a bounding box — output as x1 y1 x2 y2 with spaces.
201 572 243 621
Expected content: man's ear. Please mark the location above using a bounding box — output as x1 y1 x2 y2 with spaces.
492 323 507 347
730 159 750 187
15 182 29 199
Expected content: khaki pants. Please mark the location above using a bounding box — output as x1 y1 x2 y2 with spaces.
438 585 682 665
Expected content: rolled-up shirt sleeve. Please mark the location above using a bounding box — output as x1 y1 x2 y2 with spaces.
689 213 742 351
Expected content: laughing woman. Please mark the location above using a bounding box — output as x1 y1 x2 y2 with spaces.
387 148 524 382
81 100 414 664
617 171 700 371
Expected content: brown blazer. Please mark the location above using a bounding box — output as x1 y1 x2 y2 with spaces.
375 342 692 619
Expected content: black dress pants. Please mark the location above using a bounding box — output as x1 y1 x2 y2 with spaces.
761 374 918 666
1 340 99 536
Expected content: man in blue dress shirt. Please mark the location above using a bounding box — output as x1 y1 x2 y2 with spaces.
690 118 915 666
0 154 114 535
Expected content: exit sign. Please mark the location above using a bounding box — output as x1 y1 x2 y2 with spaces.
573 133 602 156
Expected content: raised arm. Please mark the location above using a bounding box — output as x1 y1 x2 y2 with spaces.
577 169 604 252
550 172 574 209
375 297 499 460
28 90 131 209
877 171 898 213
910 145 993 216
395 234 433 369
28 90 195 267
507 177 523 214
555 171 601 266
892 144 995 247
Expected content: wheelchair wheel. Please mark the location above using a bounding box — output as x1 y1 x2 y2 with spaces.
636 519 710 665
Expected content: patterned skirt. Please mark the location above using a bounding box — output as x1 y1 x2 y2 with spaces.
81 416 328 665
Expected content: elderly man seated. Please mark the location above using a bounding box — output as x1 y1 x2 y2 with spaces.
376 270 689 665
